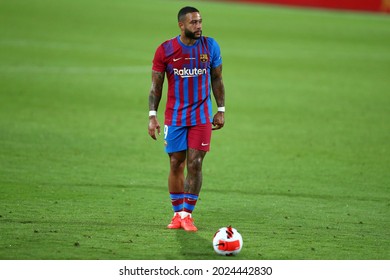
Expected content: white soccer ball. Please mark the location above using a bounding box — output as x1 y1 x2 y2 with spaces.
212 226 243 256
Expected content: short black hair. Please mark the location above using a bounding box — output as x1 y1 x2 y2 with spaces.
178 6 199 22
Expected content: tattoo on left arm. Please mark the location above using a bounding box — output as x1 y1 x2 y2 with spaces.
211 65 225 107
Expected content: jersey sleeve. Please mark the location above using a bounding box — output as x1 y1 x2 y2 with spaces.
152 45 166 73
208 38 222 69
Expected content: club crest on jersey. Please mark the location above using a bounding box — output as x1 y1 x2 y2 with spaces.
200 54 209 63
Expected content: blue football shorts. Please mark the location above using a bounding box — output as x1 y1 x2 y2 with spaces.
164 123 212 153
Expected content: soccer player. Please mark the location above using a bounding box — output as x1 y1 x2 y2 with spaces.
148 6 225 231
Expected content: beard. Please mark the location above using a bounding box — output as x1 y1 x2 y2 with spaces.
184 28 202 40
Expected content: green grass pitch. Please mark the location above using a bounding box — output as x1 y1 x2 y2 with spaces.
0 0 389 260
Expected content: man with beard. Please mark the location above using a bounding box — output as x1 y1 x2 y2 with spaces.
148 6 226 231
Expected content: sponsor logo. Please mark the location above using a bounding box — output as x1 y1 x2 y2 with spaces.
173 67 207 78
201 142 209 146
173 57 182 62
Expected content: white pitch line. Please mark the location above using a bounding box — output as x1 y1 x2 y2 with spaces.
0 38 143 56
0 65 151 74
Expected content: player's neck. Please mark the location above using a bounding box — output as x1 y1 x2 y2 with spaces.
179 35 197 46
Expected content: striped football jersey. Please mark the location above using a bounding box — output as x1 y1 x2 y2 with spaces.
152 35 222 126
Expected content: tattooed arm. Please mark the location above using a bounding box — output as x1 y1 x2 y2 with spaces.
148 70 165 140
210 65 225 130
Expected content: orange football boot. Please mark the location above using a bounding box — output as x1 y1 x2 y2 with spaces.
167 213 182 229
181 215 198 232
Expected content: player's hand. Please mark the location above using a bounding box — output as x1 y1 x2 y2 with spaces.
212 112 225 130
148 116 161 140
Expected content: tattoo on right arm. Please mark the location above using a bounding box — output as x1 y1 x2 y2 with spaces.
149 71 164 111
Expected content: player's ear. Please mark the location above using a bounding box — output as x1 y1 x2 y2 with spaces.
178 21 184 31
